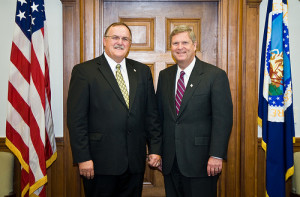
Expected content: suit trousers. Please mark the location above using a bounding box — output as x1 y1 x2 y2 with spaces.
164 158 219 197
82 168 144 197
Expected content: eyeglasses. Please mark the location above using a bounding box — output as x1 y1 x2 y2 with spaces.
105 35 131 42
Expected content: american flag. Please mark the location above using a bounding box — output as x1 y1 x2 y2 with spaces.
5 0 57 196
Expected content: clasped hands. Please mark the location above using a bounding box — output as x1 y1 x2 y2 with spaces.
147 154 161 170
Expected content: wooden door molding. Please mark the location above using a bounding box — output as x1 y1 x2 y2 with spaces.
247 0 262 5
61 1 82 197
61 0 262 196
241 2 261 197
218 0 241 196
61 0 76 2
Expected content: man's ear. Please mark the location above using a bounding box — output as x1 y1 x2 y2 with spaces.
103 37 107 48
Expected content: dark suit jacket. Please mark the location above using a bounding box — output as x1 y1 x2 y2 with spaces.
156 57 233 177
67 54 161 175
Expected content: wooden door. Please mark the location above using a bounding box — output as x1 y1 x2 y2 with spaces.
63 0 264 196
103 2 218 196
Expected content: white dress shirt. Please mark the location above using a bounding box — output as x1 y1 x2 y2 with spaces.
174 57 196 95
104 52 130 93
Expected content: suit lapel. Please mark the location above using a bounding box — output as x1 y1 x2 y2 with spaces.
177 58 204 117
97 55 128 109
126 61 137 111
167 65 177 119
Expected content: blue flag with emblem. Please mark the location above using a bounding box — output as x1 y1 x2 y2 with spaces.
258 0 295 196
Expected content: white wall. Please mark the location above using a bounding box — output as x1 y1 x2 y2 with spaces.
0 0 63 137
258 0 300 137
0 1 299 137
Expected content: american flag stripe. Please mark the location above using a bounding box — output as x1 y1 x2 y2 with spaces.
7 83 29 120
10 43 31 82
8 62 30 99
5 0 57 196
32 33 46 71
6 101 30 143
13 25 31 61
21 169 29 196
8 81 45 175
31 55 45 103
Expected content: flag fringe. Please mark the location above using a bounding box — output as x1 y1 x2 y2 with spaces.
46 151 57 168
22 184 29 197
258 117 262 127
286 165 294 181
29 175 48 196
5 137 29 172
262 139 267 152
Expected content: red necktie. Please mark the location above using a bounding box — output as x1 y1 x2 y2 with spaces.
175 71 185 115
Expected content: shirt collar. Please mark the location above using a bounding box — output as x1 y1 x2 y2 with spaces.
104 52 126 71
177 57 196 77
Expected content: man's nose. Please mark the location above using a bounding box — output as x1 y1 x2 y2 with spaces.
177 42 184 49
116 38 124 44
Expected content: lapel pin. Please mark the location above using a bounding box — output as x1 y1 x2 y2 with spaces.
133 69 136 72
190 84 193 88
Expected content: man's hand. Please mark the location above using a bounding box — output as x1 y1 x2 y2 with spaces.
207 157 222 176
78 160 94 179
148 154 161 168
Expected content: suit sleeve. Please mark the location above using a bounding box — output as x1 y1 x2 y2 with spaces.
209 70 233 160
67 65 92 163
145 66 162 155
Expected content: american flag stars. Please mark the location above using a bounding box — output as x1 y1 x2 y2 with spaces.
15 0 46 39
16 10 26 21
18 0 27 6
31 2 39 13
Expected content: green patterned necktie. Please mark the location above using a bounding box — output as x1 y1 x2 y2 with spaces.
116 64 129 108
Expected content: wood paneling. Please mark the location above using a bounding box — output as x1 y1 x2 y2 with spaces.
62 0 263 196
62 1 83 197
240 1 260 197
62 0 253 196
46 138 65 196
105 1 216 91
104 0 219 1
120 18 155 51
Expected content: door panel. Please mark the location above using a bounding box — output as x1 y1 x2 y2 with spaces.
103 2 218 196
104 1 217 88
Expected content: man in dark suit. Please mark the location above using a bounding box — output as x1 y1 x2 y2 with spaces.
67 22 162 197
156 25 233 197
